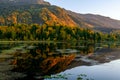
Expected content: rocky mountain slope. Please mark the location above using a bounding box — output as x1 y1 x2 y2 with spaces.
68 11 120 32
0 0 120 32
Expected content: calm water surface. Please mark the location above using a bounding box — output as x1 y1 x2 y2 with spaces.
0 41 120 80
59 59 120 80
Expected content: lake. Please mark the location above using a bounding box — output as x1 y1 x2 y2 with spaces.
0 41 120 80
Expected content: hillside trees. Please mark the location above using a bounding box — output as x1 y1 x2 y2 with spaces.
0 24 118 42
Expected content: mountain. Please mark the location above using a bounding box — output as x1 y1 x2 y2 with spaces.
0 4 77 27
0 0 120 32
0 0 50 5
68 11 120 32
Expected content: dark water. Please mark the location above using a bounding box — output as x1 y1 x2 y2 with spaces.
0 41 120 80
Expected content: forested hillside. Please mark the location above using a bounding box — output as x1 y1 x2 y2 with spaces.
0 2 120 32
0 4 77 27
0 0 120 41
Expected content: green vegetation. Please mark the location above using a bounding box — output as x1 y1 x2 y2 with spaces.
43 74 93 80
0 24 118 42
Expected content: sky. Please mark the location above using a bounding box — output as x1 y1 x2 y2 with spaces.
45 0 120 20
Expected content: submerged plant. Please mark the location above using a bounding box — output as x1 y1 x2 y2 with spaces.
44 73 94 80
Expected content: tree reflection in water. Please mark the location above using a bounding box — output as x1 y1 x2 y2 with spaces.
11 43 75 80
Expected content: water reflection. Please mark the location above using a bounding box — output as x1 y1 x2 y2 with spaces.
12 42 76 79
60 59 120 80
0 42 19 53
10 42 100 79
0 41 120 80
